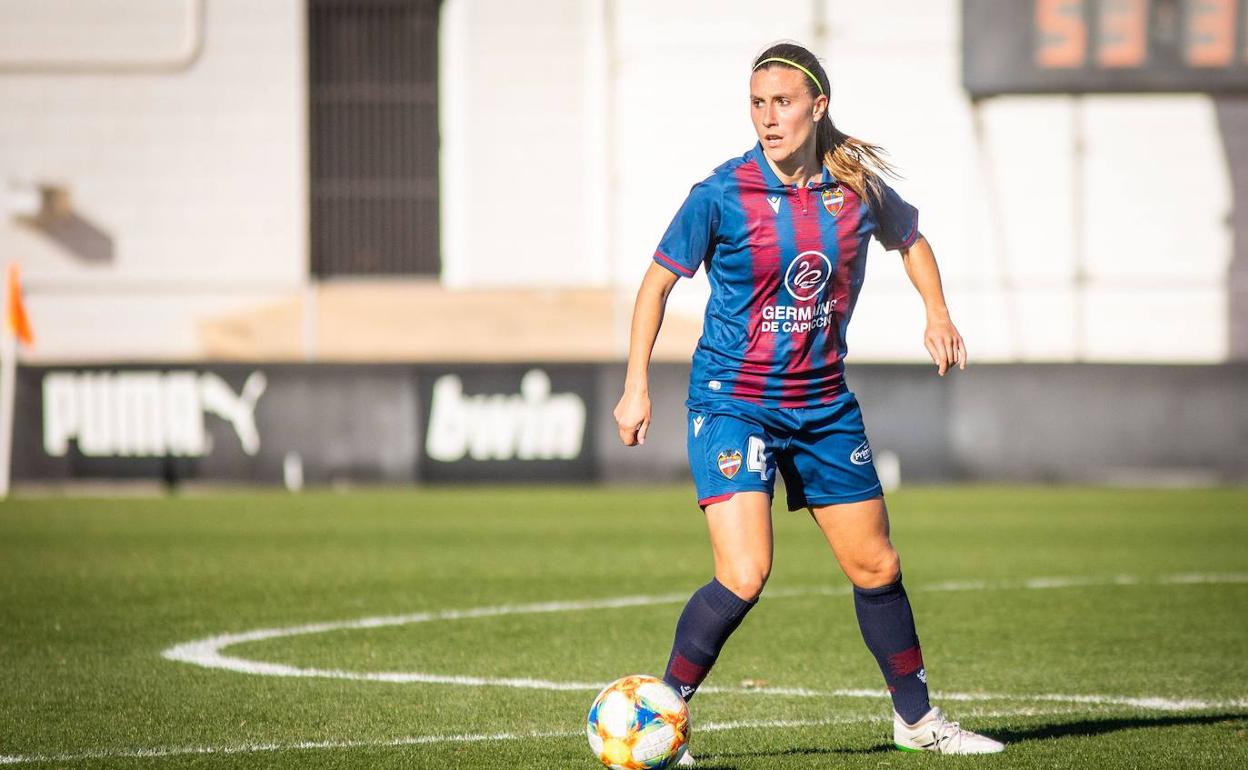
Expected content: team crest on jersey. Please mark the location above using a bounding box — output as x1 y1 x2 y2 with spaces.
822 187 845 216
717 449 743 479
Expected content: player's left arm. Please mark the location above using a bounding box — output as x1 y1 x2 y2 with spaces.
899 234 967 376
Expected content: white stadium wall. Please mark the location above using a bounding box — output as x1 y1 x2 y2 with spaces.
438 0 611 289
0 0 307 361
446 0 1234 362
601 0 1234 363
0 0 1238 363
824 1 1232 364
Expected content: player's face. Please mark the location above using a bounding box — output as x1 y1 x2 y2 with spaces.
749 67 826 169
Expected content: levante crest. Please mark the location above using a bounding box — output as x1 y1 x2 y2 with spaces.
821 187 845 216
717 449 742 479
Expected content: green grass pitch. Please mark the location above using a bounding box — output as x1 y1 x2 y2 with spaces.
1 486 1246 769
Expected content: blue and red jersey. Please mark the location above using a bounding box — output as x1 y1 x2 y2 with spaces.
653 142 919 409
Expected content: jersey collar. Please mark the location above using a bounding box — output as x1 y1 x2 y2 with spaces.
749 142 838 190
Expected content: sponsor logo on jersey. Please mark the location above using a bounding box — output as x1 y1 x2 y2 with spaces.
766 195 782 214
761 298 837 334
850 439 872 466
692 414 705 437
717 449 742 479
426 370 585 462
42 370 266 458
784 250 832 301
821 187 845 216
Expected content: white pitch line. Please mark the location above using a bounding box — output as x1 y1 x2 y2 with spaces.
0 707 1087 766
7 577 1246 766
161 572 1248 698
154 572 1248 714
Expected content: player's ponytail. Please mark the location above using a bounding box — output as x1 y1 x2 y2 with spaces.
816 116 895 208
752 42 897 207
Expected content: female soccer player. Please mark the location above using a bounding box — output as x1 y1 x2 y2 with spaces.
613 42 1004 759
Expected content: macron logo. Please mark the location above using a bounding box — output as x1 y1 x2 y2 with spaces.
767 195 782 214
692 415 705 437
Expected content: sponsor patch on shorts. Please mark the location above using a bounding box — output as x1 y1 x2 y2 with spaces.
850 439 872 466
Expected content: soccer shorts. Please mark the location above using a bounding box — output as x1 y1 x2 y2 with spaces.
686 392 882 511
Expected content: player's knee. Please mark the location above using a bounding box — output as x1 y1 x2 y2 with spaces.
847 549 900 589
719 564 770 602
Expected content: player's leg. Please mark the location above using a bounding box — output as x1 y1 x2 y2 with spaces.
706 490 774 600
809 497 926 718
791 394 1003 753
784 394 925 718
810 497 1002 754
661 491 772 701
664 409 778 702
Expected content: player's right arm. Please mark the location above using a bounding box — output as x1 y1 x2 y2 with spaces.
614 262 680 446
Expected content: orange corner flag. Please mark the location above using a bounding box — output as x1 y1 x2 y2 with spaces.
7 263 34 347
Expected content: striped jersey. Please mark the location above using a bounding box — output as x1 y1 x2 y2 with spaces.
653 143 920 409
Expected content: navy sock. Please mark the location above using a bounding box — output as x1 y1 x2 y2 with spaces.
662 578 756 701
853 577 931 724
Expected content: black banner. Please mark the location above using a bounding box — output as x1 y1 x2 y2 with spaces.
13 364 418 485
11 362 1247 486
416 365 597 483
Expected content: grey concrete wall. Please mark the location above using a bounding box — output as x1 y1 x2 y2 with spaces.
594 363 1248 486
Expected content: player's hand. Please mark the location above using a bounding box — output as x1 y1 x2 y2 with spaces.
923 315 967 376
613 390 651 446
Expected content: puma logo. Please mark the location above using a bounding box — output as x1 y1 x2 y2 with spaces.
199 371 267 456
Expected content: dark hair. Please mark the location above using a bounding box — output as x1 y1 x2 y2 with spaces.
752 42 896 206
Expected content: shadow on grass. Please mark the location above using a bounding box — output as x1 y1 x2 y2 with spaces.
986 712 1248 745
694 712 1248 767
690 742 893 769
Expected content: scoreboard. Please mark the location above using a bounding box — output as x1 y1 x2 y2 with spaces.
963 0 1248 96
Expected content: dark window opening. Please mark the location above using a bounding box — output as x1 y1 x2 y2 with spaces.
309 0 441 276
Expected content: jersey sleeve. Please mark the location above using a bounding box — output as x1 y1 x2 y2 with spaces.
653 178 721 278
872 182 920 252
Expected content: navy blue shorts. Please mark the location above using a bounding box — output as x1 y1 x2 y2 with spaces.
686 392 882 511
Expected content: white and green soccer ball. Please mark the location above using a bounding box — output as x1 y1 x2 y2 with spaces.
586 674 690 769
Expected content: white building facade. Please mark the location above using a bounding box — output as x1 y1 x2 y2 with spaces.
0 0 1239 363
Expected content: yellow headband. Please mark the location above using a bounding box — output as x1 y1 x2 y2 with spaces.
752 56 825 96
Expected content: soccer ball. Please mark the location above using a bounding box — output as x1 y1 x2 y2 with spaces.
586 674 690 769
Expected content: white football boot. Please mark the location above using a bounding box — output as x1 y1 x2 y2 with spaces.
893 707 1005 754
674 749 695 766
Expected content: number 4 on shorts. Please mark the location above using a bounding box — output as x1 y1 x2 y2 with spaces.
746 435 770 480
